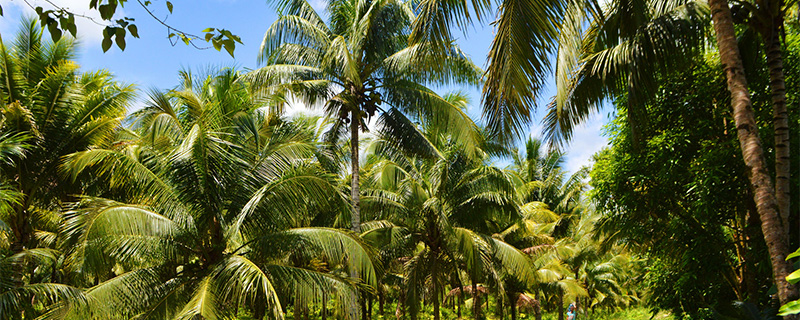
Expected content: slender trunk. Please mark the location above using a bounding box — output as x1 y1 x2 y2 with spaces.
558 290 564 320
708 0 799 312
534 292 542 320
472 282 480 319
396 290 404 320
765 22 791 236
350 111 361 233
322 293 327 320
458 288 463 318
510 294 517 320
434 286 441 320
368 295 374 319
361 293 368 320
379 286 385 316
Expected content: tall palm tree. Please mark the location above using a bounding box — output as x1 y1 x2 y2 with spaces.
542 0 798 310
731 0 797 240
0 19 136 253
52 69 379 319
247 0 481 232
707 0 798 310
359 103 536 320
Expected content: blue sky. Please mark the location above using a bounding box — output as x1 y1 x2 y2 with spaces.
0 0 610 173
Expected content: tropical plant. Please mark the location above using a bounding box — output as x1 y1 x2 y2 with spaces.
707 0 798 309
247 0 482 234
545 0 798 309
0 18 135 253
50 69 379 319
359 101 536 320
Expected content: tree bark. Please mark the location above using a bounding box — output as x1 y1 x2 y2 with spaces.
510 294 517 320
764 19 791 237
322 292 328 320
434 285 441 320
350 110 361 232
558 290 564 320
708 0 799 313
472 282 481 320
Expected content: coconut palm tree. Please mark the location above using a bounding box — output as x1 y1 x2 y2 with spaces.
358 100 536 320
0 19 136 253
545 0 709 147
247 0 481 233
542 0 798 309
707 0 798 309
51 69 379 319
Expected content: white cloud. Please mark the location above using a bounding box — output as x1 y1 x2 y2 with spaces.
0 0 123 46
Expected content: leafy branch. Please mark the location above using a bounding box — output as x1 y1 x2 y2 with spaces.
4 0 241 56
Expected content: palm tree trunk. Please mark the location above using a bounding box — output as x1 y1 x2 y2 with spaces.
510 294 517 320
472 282 481 319
558 290 564 320
458 288 463 318
322 292 328 320
708 0 799 312
434 285 441 320
350 110 362 232
379 286 385 316
764 22 791 237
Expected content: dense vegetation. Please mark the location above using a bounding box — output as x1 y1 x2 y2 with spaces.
1 0 800 319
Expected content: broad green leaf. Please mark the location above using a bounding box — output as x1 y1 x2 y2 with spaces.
102 37 112 52
787 248 800 260
779 300 800 316
128 24 139 38
787 269 800 285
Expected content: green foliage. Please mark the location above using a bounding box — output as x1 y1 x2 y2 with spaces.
3 0 241 55
779 248 800 316
591 33 800 318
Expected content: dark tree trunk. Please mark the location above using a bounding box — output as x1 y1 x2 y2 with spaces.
322 293 328 320
350 110 361 232
764 19 791 237
379 286 385 316
510 294 517 320
362 293 368 320
434 286 441 320
458 287 463 318
472 282 481 319
558 290 564 320
708 0 799 314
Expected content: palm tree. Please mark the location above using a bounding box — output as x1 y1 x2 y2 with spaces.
543 0 798 310
359 102 536 320
706 0 798 310
52 69 379 319
247 0 481 232
730 0 796 240
545 0 709 147
0 19 136 253
508 138 588 238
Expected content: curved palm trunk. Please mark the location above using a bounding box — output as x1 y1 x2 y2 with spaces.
764 23 791 237
708 0 799 312
350 110 361 232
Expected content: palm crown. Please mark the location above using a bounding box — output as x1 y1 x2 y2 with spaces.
54 69 379 319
